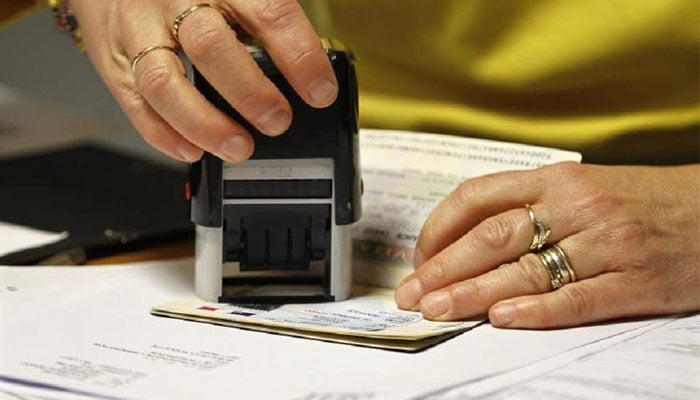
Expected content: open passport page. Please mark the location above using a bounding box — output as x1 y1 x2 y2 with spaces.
151 129 582 351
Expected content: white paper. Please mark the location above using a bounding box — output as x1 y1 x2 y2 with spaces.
424 313 700 400
0 222 68 259
0 259 664 400
353 130 582 288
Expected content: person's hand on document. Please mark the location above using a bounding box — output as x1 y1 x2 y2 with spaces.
69 0 337 162
396 163 700 328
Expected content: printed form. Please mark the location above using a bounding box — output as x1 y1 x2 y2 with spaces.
352 130 581 288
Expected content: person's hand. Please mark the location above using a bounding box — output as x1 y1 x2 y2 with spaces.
69 0 338 162
395 162 700 328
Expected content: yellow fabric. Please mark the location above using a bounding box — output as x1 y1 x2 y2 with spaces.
3 1 698 161
311 0 700 158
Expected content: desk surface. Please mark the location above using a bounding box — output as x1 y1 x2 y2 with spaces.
87 239 194 265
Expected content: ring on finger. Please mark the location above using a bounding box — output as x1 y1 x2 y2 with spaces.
172 3 213 40
537 244 576 290
526 204 551 251
131 45 178 73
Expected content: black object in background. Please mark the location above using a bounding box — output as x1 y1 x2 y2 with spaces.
0 145 193 265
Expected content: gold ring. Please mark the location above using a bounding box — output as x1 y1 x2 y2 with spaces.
537 244 576 290
130 45 178 73
172 3 213 40
526 204 551 252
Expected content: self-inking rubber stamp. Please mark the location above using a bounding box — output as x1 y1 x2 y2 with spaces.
189 39 361 303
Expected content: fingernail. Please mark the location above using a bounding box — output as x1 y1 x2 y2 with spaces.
420 291 450 319
221 135 252 163
413 248 425 268
177 145 202 162
491 302 517 327
395 278 423 310
258 108 290 135
308 78 337 106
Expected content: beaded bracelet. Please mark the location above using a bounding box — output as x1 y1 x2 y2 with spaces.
48 0 85 52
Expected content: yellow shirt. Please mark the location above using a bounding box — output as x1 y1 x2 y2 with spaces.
308 0 700 162
5 1 699 162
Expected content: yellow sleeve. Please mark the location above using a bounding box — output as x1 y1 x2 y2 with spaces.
316 0 699 160
1 0 45 26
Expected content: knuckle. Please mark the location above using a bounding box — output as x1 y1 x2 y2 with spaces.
228 84 258 110
558 285 593 320
545 161 586 181
470 216 513 251
416 218 438 252
451 280 484 305
184 22 228 62
415 255 451 290
608 221 648 244
575 189 620 215
121 95 147 126
599 222 650 271
288 44 316 67
137 63 174 100
254 0 301 30
453 178 479 209
517 253 551 292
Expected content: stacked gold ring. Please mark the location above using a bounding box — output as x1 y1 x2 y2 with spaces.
537 244 577 290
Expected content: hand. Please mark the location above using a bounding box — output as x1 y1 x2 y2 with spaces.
395 162 700 328
69 0 338 162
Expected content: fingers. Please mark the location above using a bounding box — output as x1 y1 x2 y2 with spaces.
118 82 204 162
397 208 533 310
75 0 334 164
130 39 254 163
229 0 338 107
413 165 570 267
409 232 601 321
176 5 293 136
488 272 653 329
414 170 538 267
396 201 583 310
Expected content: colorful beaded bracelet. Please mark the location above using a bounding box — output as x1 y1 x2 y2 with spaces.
48 0 85 52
